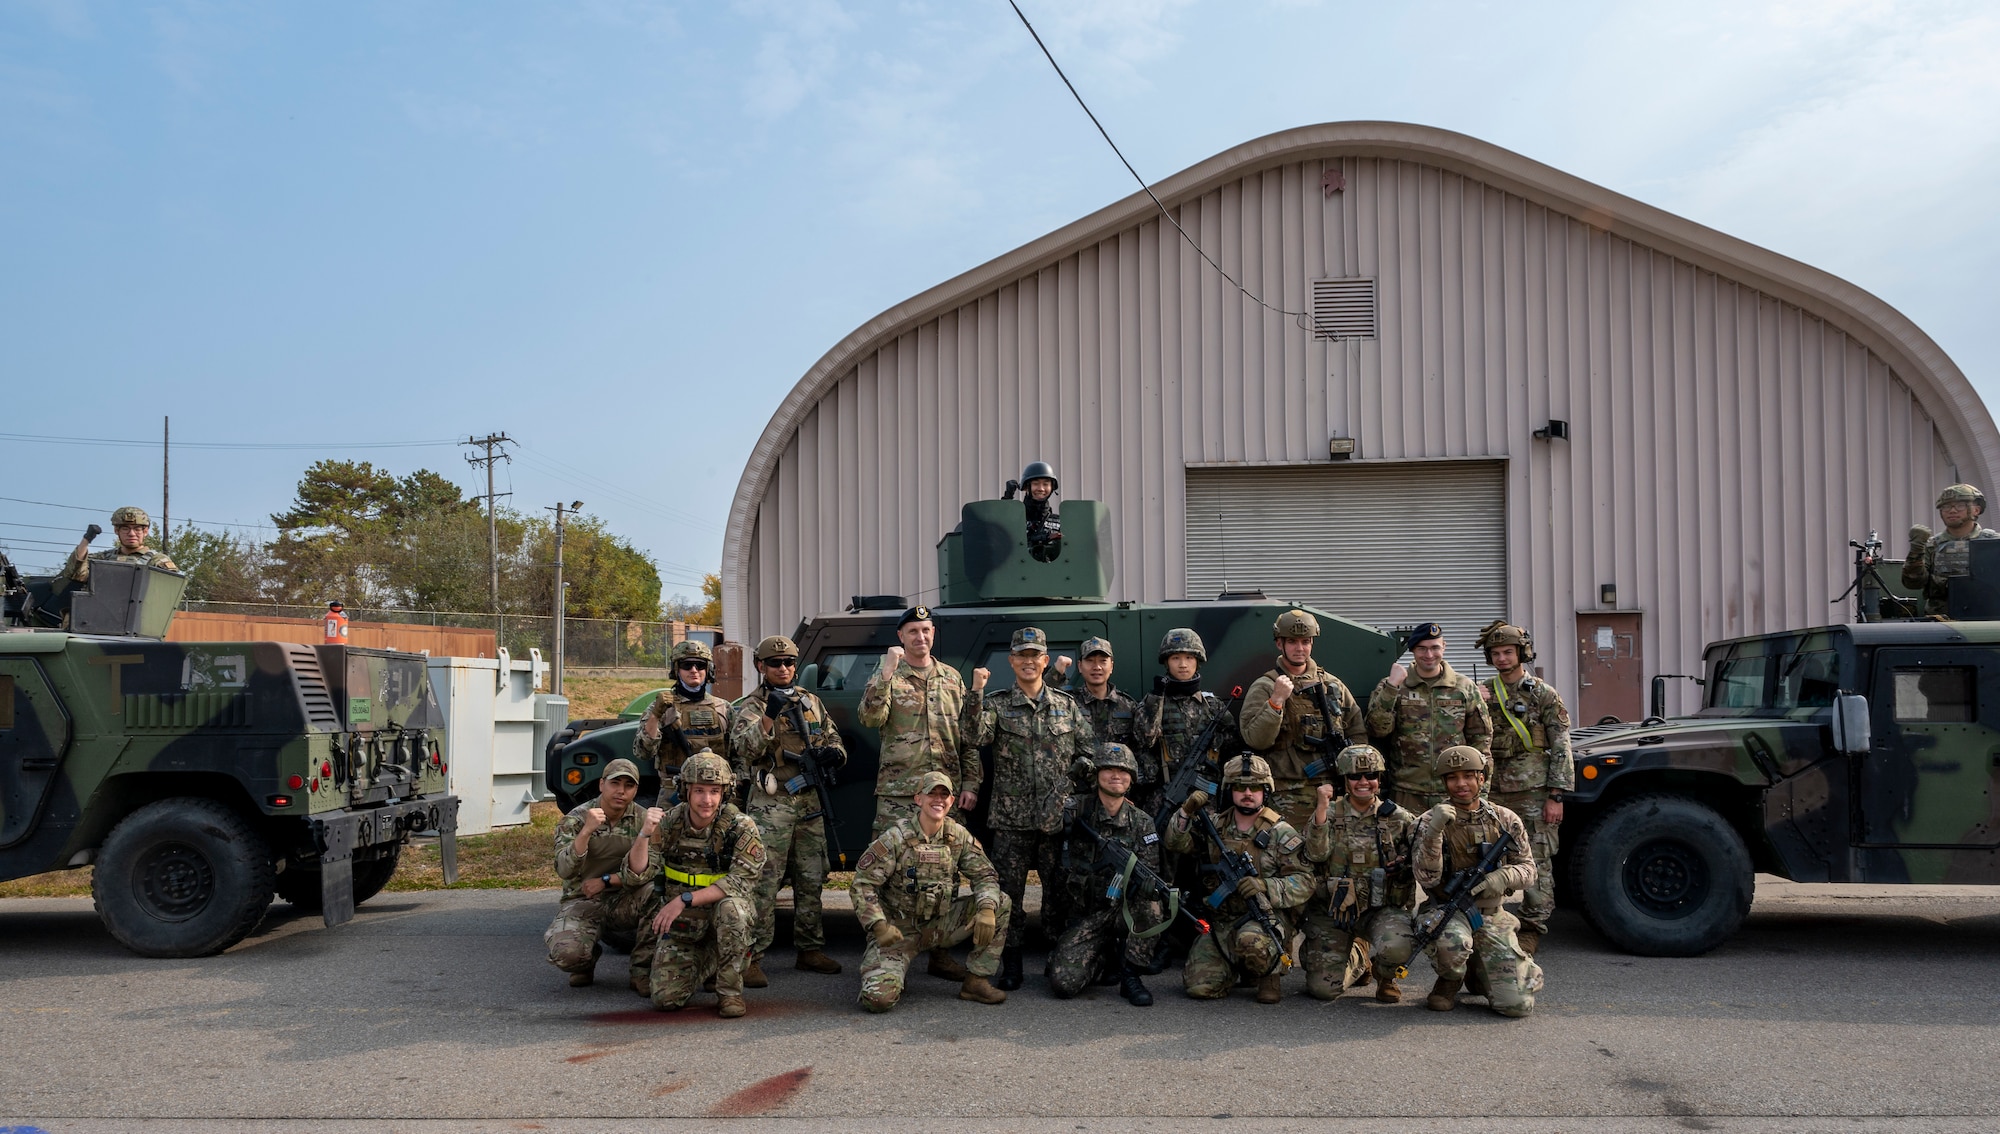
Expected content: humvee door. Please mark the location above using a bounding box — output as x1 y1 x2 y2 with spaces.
1861 646 2000 849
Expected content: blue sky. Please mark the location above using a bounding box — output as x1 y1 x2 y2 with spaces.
4 0 1996 601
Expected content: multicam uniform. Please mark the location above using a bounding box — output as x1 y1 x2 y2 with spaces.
962 680 1095 950
632 798 765 1009
1367 662 1490 813
59 546 178 584
1050 791 1164 997
849 813 1011 1011
544 794 659 986
1904 514 2000 617
860 657 976 834
1239 661 1365 831
1301 793 1419 1000
1415 797 1542 1018
1163 799 1314 998
727 682 847 960
1485 672 1572 938
634 685 732 787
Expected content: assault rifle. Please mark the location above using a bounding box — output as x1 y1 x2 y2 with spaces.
1298 680 1352 780
1071 817 1208 939
1399 827 1516 978
1188 805 1295 974
1155 686 1243 828
777 689 847 869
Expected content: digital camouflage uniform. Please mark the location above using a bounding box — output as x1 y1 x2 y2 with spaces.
634 687 733 788
1132 677 1234 967
632 800 765 1010
1240 661 1365 831
1162 802 1314 998
1485 672 1573 937
727 682 847 957
1415 799 1542 1018
1072 684 1145 800
1367 662 1490 813
1301 793 1420 1000
544 793 659 985
849 813 1011 1011
1050 792 1165 996
1904 521 2000 616
962 680 1095 949
860 657 976 834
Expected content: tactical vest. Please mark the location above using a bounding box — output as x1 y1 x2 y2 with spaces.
1441 804 1509 876
1258 666 1346 782
749 686 834 775
891 820 971 924
653 803 743 902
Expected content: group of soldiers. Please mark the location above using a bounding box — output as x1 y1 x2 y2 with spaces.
544 603 1573 1022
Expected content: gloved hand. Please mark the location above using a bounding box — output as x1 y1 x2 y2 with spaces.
871 920 904 948
972 907 998 947
764 688 793 717
1235 876 1266 901
1910 523 1933 551
1182 790 1210 815
1472 870 1510 900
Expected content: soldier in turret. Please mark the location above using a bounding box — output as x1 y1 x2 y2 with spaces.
1475 620 1572 955
1904 484 2000 616
58 506 178 584
1238 610 1366 831
1366 622 1491 813
1300 745 1420 1002
634 640 732 789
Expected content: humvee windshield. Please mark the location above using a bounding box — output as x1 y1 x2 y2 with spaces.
1702 630 1846 718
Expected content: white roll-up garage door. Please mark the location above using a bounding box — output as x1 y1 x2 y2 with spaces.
1185 461 1508 677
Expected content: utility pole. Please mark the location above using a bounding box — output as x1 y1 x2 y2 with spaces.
463 432 514 635
161 416 170 546
548 500 583 695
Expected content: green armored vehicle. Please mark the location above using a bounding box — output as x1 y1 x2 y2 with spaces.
1 556 458 957
548 497 1401 854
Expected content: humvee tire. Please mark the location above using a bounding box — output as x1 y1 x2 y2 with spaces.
93 798 277 958
276 844 401 912
1575 794 1753 957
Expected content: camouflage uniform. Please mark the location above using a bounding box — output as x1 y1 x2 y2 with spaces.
727 680 847 958
1050 790 1165 997
633 683 732 788
1072 684 1145 801
849 809 1011 1011
1485 672 1572 938
962 673 1095 950
632 797 765 1010
1132 664 1234 969
58 505 179 584
859 656 976 834
1162 790 1314 998
1367 662 1490 813
1903 487 2000 617
1415 796 1542 1018
1239 660 1365 832
544 790 659 986
1301 788 1419 1000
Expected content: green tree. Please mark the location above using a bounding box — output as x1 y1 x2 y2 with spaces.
162 524 269 603
694 573 721 626
517 514 661 621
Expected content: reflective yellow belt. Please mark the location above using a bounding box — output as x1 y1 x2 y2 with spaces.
662 865 726 887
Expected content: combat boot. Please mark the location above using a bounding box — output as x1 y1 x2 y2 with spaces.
628 971 651 998
567 970 594 988
927 948 969 982
1517 927 1543 957
1426 976 1461 1012
995 947 1025 991
743 958 770 988
1255 973 1283 1004
1374 975 1401 1004
716 992 747 1019
1119 967 1153 1007
958 975 1007 1004
795 949 842 974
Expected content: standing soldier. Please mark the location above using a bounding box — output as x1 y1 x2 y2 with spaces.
1132 627 1235 971
1904 484 2000 616
962 626 1095 990
629 751 765 1019
544 758 660 994
848 772 1010 1012
1414 745 1542 1018
858 604 979 982
1238 610 1366 831
728 634 848 982
1366 622 1490 814
58 505 178 584
1475 620 1572 955
1162 754 1315 1004
1299 745 1419 1002
1068 637 1145 798
1049 744 1167 1007
634 640 733 791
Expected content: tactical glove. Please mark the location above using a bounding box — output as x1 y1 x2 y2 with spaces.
972 907 998 947
1235 876 1266 901
764 688 793 717
1471 870 1510 900
1910 523 1933 552
871 920 904 948
1182 790 1210 815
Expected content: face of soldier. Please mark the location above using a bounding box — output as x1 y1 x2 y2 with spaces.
1277 636 1314 671
676 659 709 692
1443 769 1483 807
1231 786 1265 816
1079 652 1112 692
1027 478 1054 501
1941 499 1981 536
114 523 148 551
917 786 953 828
1164 653 1198 681
1344 770 1380 804
761 657 797 689
1487 644 1521 676
1009 650 1045 690
1096 767 1131 799
685 783 725 826
1412 638 1446 677
897 619 935 665
599 774 639 818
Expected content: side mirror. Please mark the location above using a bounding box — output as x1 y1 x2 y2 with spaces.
1831 693 1871 754
800 662 820 691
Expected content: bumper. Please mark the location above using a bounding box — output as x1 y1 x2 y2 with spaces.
311 794 460 927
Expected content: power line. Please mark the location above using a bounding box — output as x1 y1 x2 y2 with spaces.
0 432 461 451
1005 0 1309 322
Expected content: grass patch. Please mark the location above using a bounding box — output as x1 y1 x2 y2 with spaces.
0 868 92 899
560 677 667 720
388 800 564 891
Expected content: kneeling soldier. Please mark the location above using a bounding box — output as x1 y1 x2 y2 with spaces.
1300 745 1419 1002
1163 754 1314 1003
1415 745 1543 1018
631 750 765 1018
1050 744 1168 1006
545 758 659 992
849 772 1011 1012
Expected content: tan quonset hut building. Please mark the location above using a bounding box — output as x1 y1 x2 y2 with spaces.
723 122 1997 721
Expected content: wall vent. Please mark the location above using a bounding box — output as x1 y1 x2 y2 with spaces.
1310 276 1377 340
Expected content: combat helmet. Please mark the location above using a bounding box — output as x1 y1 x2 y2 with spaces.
1221 753 1275 791
677 749 733 789
110 505 151 527
1475 619 1535 664
1158 627 1207 663
1334 744 1386 776
1274 609 1320 639
1020 460 1059 492
671 639 714 666
1094 743 1140 776
1937 484 1987 512
1433 744 1490 776
754 635 799 663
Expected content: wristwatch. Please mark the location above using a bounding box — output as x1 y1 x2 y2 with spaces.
599 872 618 887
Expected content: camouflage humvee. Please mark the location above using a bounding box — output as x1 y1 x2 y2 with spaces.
549 498 1400 855
1 557 458 957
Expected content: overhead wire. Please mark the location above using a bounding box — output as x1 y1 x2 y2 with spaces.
0 432 461 451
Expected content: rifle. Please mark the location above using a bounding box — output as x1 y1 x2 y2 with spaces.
1399 827 1516 978
778 690 848 869
1298 680 1352 780
1155 686 1243 828
1187 805 1295 975
1071 816 1208 940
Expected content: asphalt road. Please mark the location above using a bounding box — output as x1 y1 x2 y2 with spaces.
4 878 2000 1134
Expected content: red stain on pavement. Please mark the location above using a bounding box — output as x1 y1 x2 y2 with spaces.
707 1067 813 1117
589 999 806 1026
651 1078 691 1097
565 1047 622 1064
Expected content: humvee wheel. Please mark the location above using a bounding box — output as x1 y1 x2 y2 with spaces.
94 798 276 958
276 844 402 911
1575 794 1753 956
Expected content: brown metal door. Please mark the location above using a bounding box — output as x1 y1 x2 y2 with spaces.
1576 612 1643 724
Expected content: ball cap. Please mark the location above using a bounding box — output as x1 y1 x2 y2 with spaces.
1404 622 1445 650
913 770 955 796
1010 626 1049 654
897 605 934 628
601 758 642 784
1079 636 1113 659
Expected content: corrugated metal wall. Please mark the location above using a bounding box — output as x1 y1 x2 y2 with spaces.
744 154 1955 714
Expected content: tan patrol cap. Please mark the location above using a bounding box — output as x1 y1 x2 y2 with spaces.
913 770 955 795
601 758 642 784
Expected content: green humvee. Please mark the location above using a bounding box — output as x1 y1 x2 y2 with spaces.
1 557 458 957
548 498 1401 854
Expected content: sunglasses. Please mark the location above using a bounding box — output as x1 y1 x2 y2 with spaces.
765 659 798 668
677 660 709 671
1345 772 1381 782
